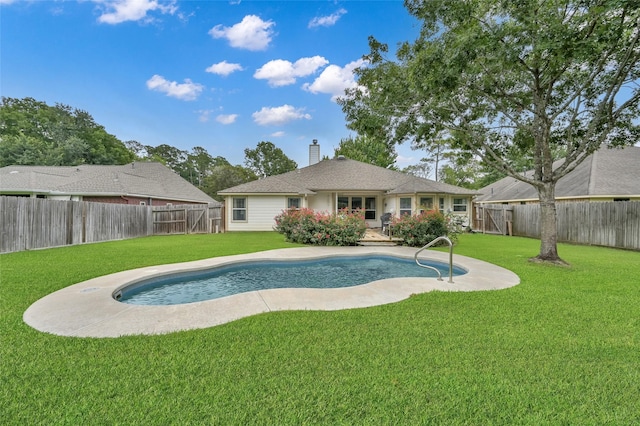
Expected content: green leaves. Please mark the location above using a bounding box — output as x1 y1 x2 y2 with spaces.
244 141 298 178
334 135 398 169
0 97 134 167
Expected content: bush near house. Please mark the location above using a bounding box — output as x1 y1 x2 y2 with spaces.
274 208 366 246
391 209 460 247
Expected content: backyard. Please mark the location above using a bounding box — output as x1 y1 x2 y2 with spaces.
1 232 639 424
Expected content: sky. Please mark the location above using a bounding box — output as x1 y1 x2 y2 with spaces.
1 0 424 168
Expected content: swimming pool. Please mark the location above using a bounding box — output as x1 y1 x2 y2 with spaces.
117 255 468 305
23 246 520 337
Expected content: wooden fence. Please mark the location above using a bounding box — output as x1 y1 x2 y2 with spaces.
476 201 640 250
473 205 514 235
0 196 153 253
153 203 224 235
0 197 224 253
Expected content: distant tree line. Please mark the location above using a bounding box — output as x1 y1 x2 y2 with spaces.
0 97 299 200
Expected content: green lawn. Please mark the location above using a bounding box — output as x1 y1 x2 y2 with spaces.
1 232 639 424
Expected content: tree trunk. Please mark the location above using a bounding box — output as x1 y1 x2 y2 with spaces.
534 182 566 264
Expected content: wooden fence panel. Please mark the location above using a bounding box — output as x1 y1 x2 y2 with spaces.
83 202 152 243
474 205 513 235
152 203 223 234
0 197 153 253
509 201 640 250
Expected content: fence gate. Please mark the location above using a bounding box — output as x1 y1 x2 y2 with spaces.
474 204 513 235
152 203 223 235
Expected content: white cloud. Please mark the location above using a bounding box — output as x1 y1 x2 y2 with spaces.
271 131 285 137
254 56 328 87
95 0 177 24
205 61 244 76
216 114 239 125
146 74 204 101
252 105 311 126
198 110 213 122
303 59 366 101
209 15 275 51
308 8 347 28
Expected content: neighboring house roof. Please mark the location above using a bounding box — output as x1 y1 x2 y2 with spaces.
0 162 217 204
476 145 640 203
218 157 480 196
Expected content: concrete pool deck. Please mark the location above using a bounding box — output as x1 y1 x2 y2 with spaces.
24 246 520 338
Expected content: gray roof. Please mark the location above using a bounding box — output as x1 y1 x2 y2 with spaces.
476 146 640 202
218 157 480 196
0 162 217 204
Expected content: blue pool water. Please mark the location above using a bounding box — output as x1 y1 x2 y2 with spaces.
117 255 467 306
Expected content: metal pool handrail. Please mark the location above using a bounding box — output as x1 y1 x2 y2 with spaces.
414 236 454 283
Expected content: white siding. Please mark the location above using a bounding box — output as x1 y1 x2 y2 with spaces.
307 192 332 213
227 195 286 231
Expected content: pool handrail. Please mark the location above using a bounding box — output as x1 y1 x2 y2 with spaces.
414 236 454 283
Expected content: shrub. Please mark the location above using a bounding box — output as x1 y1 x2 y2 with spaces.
391 209 459 247
274 208 366 246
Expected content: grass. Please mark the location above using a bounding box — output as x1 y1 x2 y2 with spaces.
1 232 639 424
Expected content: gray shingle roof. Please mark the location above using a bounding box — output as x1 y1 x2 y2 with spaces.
0 162 217 204
476 146 640 202
218 157 480 195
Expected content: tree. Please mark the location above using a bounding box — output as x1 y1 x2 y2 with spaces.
411 136 450 181
402 160 433 179
334 134 398 168
244 141 297 178
340 1 640 263
203 163 258 201
438 157 481 189
0 97 134 166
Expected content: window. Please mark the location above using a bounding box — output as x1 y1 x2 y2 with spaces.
453 198 468 212
287 197 301 209
232 197 247 221
337 196 372 216
351 197 363 212
419 197 434 212
338 196 349 210
399 197 412 216
614 198 630 202
439 197 445 213
365 197 376 220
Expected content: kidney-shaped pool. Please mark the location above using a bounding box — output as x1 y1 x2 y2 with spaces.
116 255 468 305
23 246 520 337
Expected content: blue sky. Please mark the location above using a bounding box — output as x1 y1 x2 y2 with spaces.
1 0 423 168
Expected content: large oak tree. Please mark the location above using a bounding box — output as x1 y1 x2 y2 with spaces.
340 0 640 263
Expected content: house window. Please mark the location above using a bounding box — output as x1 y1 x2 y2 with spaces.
419 197 434 213
232 197 247 221
399 198 412 216
337 196 370 215
351 197 363 212
338 196 349 210
287 197 301 209
453 198 468 212
439 197 445 213
365 197 376 220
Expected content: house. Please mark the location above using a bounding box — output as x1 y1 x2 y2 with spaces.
0 162 217 206
218 142 480 231
475 145 640 206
